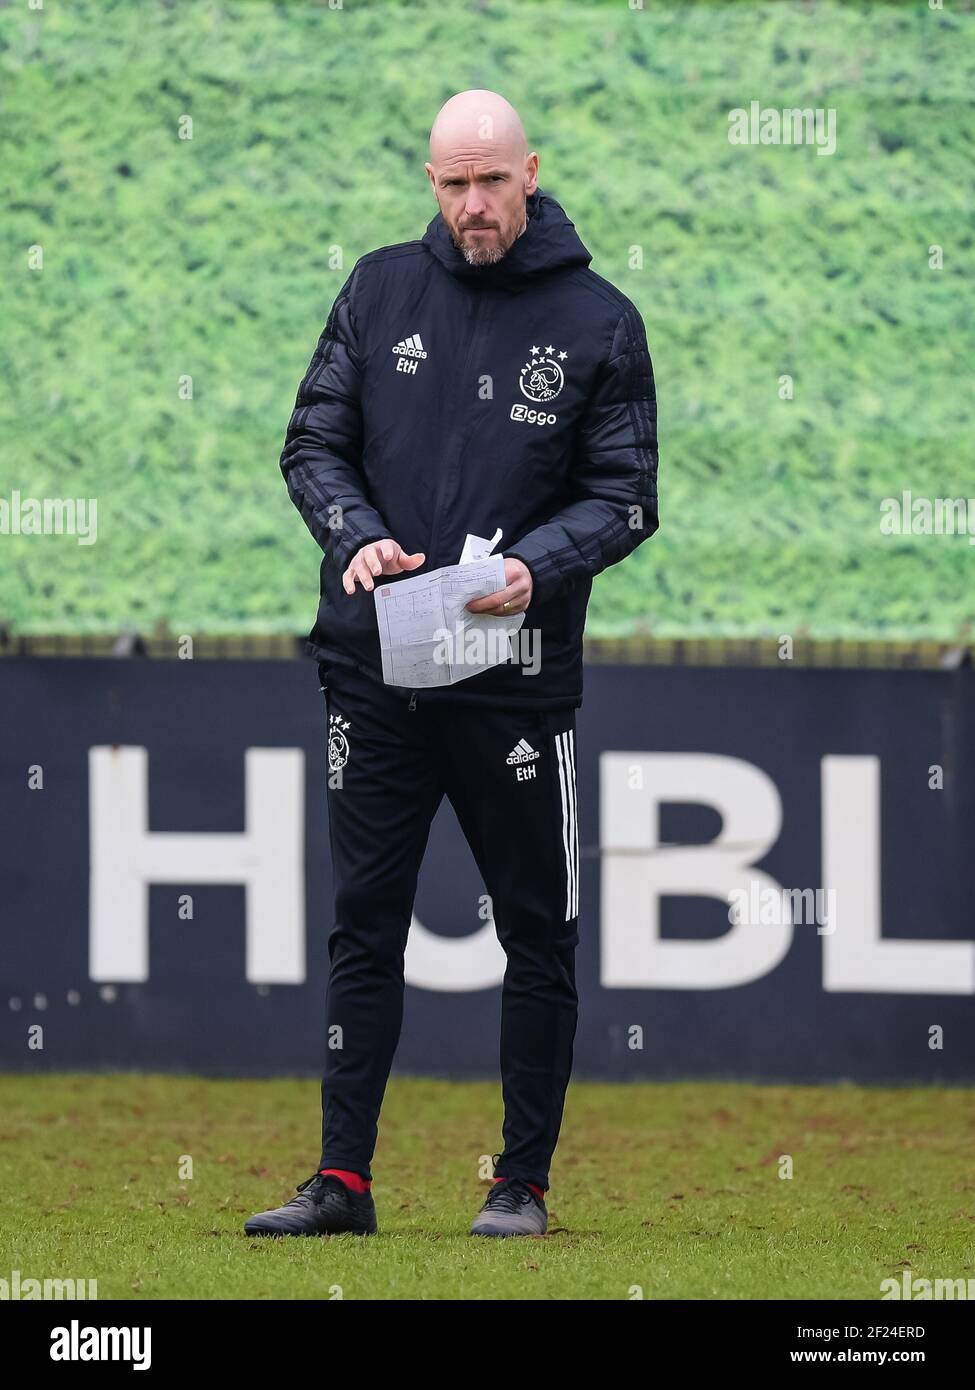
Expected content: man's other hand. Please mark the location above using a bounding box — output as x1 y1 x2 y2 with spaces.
465 557 534 617
342 539 426 594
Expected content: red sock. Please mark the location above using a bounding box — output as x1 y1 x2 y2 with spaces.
319 1167 371 1193
494 1176 545 1201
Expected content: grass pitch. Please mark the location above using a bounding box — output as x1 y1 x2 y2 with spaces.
0 1073 971 1300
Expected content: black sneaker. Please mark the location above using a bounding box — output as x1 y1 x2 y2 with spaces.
244 1173 377 1237
470 1177 548 1237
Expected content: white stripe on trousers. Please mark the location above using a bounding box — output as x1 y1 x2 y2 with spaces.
555 730 579 921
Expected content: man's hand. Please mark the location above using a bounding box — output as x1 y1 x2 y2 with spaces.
342 539 426 594
465 557 534 617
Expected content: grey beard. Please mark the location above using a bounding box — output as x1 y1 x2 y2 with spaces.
451 225 514 267
460 241 506 267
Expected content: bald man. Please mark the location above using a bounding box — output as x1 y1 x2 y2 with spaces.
247 90 658 1239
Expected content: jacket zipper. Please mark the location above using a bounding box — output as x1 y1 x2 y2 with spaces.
408 288 486 715
426 293 486 565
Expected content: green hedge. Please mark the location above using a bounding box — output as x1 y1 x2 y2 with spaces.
1 0 972 637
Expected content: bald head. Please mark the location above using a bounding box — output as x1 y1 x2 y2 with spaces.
429 89 528 165
425 90 538 267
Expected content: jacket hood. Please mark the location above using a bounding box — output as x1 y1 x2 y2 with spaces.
420 187 592 291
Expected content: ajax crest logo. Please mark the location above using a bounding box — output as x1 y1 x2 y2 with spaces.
519 344 568 403
511 344 568 427
328 713 351 773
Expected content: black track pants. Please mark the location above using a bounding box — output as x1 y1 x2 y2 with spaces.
316 662 580 1192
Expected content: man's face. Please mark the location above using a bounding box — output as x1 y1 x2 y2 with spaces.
426 155 536 266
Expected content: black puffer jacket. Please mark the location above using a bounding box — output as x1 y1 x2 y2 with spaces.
280 187 658 709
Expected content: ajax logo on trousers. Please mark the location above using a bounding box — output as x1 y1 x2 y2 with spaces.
328 713 351 773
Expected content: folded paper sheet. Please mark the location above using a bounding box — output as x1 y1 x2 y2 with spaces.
374 551 525 688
